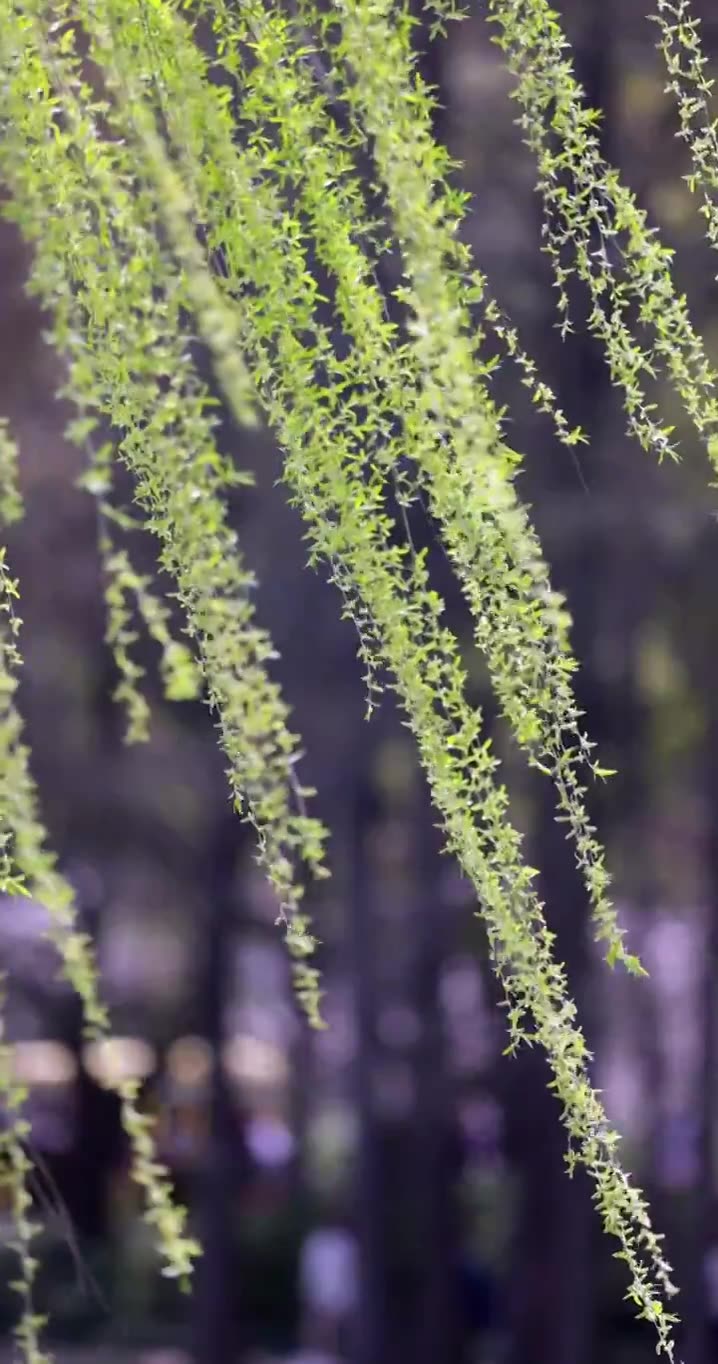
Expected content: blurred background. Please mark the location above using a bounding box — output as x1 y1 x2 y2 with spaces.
2 0 718 1361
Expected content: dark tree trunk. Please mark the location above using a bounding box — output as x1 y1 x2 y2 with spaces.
349 765 392 1364
411 777 462 1364
192 813 248 1364
503 788 595 1364
44 878 122 1251
680 704 718 1364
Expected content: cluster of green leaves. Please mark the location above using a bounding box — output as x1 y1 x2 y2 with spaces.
473 0 718 471
650 1 718 255
29 0 676 1348
0 0 329 1030
0 421 24 531
204 0 633 982
0 0 717 1356
84 438 204 744
100 535 202 742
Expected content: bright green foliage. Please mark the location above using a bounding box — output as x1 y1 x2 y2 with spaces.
321 0 641 973
0 420 24 529
101 535 203 743
476 0 718 468
0 0 328 1027
191 0 630 983
47 0 675 1348
145 0 637 977
1 0 717 1357
651 1 718 257
102 539 155 745
88 438 203 743
0 553 29 901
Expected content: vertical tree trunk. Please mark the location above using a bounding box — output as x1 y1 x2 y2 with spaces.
192 812 248 1364
411 777 462 1364
50 879 122 1252
681 706 718 1364
503 798 595 1364
349 763 391 1364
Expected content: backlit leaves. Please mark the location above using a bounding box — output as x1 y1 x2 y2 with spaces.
2 0 717 1358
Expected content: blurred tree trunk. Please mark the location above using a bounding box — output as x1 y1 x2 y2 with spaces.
349 759 391 1364
192 812 249 1364
691 730 718 1364
49 880 122 1250
503 796 595 1364
410 777 462 1364
679 833 716 1364
680 555 718 1364
350 753 461 1364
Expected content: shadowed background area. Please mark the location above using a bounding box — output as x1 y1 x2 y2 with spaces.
1 1 718 1362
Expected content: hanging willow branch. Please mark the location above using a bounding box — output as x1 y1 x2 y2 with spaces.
1 0 717 1358
650 0 718 256
0 544 201 1293
0 0 329 1025
30 0 676 1348
187 0 634 980
473 0 718 473
87 436 203 743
